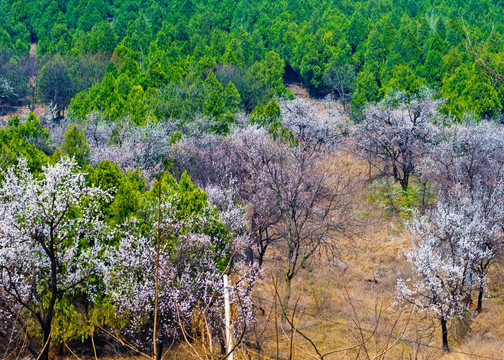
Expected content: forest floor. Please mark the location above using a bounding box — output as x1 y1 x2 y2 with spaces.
287 83 346 114
248 211 504 360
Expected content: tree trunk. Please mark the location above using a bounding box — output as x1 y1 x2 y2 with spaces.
39 234 57 360
40 325 51 360
441 318 449 352
219 329 226 355
282 275 292 324
400 177 409 193
156 342 164 360
477 281 484 313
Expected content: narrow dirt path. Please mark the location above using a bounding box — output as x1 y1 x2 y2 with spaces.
29 42 37 60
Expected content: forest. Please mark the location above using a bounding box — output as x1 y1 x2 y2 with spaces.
2 0 504 359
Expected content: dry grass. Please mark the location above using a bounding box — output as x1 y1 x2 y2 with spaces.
0 104 48 125
239 153 504 360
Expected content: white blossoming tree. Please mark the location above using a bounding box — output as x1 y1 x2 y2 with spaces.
0 158 110 360
420 122 504 312
397 197 492 351
355 88 442 192
102 172 256 359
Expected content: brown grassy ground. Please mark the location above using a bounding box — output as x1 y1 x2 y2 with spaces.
241 223 504 359
234 153 504 360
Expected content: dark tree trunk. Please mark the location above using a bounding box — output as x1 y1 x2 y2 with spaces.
38 233 57 360
219 329 226 355
441 318 449 352
477 282 484 313
400 175 409 192
40 325 52 360
282 275 292 324
156 342 164 360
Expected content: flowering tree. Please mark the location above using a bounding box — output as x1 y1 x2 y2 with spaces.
421 122 504 195
355 89 441 191
49 117 173 179
0 291 26 357
170 128 282 265
396 197 491 351
103 172 255 358
171 126 357 316
421 122 504 311
279 97 344 148
0 158 110 360
448 184 504 313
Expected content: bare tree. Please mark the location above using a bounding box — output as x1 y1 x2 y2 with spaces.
170 129 282 265
256 142 355 316
324 63 356 112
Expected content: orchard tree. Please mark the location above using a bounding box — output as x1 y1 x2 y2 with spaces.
170 130 281 265
0 158 110 360
103 172 255 358
460 184 504 313
247 137 355 316
421 122 504 195
94 120 171 176
279 98 343 147
171 127 357 316
355 88 441 192
0 77 16 105
397 197 491 351
0 291 27 356
421 124 504 311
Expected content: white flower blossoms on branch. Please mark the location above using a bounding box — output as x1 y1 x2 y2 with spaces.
355 88 442 191
396 194 493 351
279 97 344 147
0 157 111 360
102 185 256 353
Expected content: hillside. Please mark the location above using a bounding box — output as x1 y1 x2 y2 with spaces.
1 1 504 360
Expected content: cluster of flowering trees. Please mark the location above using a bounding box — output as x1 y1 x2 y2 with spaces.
0 158 110 359
0 158 254 360
397 190 503 351
3 87 504 357
354 88 442 192
351 90 504 352
171 120 357 318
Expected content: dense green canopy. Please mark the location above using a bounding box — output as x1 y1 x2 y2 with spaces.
2 0 504 123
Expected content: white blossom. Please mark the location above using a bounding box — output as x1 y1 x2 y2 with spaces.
0 158 111 359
